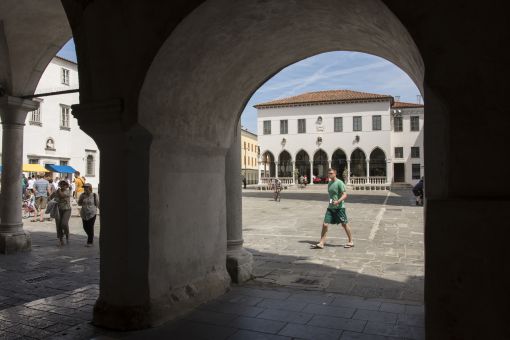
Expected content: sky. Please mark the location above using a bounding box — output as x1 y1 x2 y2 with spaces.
57 39 420 134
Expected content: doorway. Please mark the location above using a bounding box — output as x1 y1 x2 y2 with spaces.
394 163 405 182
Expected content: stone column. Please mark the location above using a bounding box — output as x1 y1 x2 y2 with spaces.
366 159 370 183
257 161 262 185
291 161 295 184
347 160 351 184
225 123 252 283
72 100 153 330
275 161 279 178
0 96 38 254
309 160 314 185
328 160 332 169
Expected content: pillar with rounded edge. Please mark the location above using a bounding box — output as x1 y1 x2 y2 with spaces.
225 123 253 283
309 160 314 185
0 96 38 254
72 100 153 330
366 160 370 183
347 160 351 184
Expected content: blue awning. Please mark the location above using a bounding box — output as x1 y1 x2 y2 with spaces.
45 164 77 173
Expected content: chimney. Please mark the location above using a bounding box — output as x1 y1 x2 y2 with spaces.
394 95 400 101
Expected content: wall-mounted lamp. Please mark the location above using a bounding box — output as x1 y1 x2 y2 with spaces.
281 138 286 146
355 135 360 143
317 136 323 145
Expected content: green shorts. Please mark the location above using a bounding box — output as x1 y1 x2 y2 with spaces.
324 208 348 225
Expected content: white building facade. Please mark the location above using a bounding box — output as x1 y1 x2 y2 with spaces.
0 56 100 188
255 90 424 187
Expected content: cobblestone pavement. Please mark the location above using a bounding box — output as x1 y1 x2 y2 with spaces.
0 188 424 339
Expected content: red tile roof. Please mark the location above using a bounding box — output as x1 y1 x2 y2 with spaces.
254 90 394 109
391 101 424 108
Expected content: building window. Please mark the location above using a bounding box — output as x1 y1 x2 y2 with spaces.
60 105 71 130
411 147 420 158
412 164 421 179
86 155 95 176
334 117 343 132
61 68 70 85
353 116 362 131
395 147 404 158
280 119 288 134
263 120 271 135
410 116 420 131
394 116 403 132
29 107 42 126
372 115 382 131
298 119 306 133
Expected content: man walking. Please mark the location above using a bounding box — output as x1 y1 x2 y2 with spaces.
74 171 86 199
32 173 50 222
312 168 353 249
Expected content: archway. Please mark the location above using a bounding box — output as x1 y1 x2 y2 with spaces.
261 151 275 178
369 147 387 177
332 149 347 182
350 148 367 177
278 150 292 177
295 150 311 183
313 149 329 183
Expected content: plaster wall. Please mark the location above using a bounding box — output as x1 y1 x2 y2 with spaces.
0 58 100 188
258 101 392 162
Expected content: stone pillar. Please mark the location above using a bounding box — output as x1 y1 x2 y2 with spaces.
291 161 295 184
347 160 351 184
72 100 153 330
0 96 38 254
275 161 279 178
225 123 253 283
309 160 314 185
328 160 332 169
366 159 370 182
257 161 262 185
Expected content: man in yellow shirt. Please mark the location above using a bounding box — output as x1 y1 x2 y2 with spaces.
74 171 86 199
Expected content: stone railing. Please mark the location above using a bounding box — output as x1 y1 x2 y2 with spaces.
369 176 387 184
259 177 294 186
350 177 367 185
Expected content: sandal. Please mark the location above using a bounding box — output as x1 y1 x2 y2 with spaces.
344 242 354 248
311 243 324 249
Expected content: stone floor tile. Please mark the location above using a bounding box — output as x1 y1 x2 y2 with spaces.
331 295 382 311
256 298 307 312
227 329 292 340
340 330 402 340
352 309 398 324
256 309 314 324
363 321 424 339
184 309 239 326
200 301 265 318
378 302 406 314
229 316 286 334
396 313 425 327
302 303 356 319
278 323 343 340
308 314 366 332
231 287 291 300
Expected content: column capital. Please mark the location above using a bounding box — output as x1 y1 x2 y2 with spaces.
0 96 39 126
72 98 123 133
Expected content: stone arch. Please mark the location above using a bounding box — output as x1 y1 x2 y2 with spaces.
332 148 348 181
313 149 329 182
261 151 275 178
134 0 425 328
369 147 387 177
350 148 367 177
295 149 311 182
278 150 292 177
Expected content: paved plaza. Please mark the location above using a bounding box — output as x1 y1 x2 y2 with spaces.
0 187 424 339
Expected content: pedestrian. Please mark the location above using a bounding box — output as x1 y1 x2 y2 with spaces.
312 168 353 249
32 173 50 222
242 176 247 189
21 174 27 196
74 171 86 200
412 177 424 206
51 180 72 246
78 183 99 247
27 175 35 193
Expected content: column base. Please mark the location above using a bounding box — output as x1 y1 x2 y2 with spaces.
93 298 152 330
0 230 31 254
226 247 253 283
